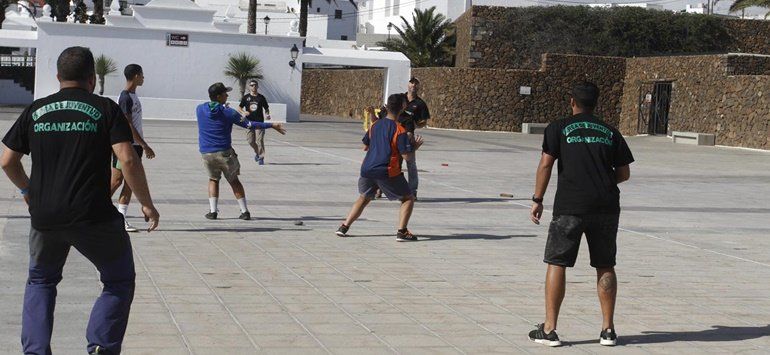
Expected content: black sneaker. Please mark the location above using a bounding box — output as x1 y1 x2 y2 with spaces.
205 212 218 220
600 328 617 346
396 229 417 242
239 211 251 220
528 323 561 347
89 345 109 354
336 224 349 237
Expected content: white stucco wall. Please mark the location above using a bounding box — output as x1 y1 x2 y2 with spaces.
34 22 305 121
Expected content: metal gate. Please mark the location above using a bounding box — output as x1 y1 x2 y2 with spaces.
637 81 672 135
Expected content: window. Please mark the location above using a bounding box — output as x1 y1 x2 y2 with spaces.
335 9 342 19
385 0 391 17
316 7 321 13
341 35 348 40
393 0 399 16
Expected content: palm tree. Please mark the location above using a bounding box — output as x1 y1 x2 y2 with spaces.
95 54 117 96
224 52 263 96
247 0 256 33
376 6 456 67
729 0 770 16
299 0 357 37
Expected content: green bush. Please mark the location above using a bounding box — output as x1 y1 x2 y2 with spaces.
476 6 732 68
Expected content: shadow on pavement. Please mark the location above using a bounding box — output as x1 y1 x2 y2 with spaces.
567 325 770 346
419 234 536 241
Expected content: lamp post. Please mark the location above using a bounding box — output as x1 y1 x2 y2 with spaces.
263 15 271 35
289 44 300 68
387 22 393 39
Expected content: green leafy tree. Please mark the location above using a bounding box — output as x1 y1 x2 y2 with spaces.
90 0 106 24
224 52 263 96
376 6 456 67
95 54 117 96
729 0 770 17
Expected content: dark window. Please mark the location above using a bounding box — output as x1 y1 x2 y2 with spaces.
316 7 321 12
341 35 348 40
335 10 342 19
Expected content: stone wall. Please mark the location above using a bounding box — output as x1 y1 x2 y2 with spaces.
725 54 770 76
724 19 770 55
453 10 473 69
301 68 384 118
620 54 769 150
455 6 770 70
414 53 625 131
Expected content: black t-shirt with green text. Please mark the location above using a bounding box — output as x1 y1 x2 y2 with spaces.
2 87 133 230
542 113 634 216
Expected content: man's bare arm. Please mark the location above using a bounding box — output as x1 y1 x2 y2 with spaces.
0 147 29 190
615 165 630 184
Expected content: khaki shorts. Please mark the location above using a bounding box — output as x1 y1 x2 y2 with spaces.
202 148 241 183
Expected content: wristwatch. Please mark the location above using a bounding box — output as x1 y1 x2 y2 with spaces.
532 195 544 204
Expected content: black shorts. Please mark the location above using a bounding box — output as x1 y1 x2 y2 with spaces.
358 175 412 201
112 145 144 170
543 214 619 268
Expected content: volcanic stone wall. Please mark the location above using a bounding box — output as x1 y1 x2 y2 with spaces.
621 54 769 149
300 68 384 118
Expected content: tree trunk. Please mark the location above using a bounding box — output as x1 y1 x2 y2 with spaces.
91 0 105 24
300 0 308 37
247 0 256 34
55 0 69 21
99 77 105 95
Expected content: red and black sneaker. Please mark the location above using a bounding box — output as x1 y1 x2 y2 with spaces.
396 229 417 242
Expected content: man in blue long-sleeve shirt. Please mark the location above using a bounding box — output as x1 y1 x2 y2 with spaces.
197 82 286 220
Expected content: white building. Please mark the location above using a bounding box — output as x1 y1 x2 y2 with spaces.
123 0 358 40
588 2 664 10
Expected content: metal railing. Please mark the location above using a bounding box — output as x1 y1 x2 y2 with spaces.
0 55 36 67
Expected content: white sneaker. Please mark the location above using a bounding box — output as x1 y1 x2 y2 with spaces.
124 221 139 232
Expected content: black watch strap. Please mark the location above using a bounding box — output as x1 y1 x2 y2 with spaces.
532 195 544 203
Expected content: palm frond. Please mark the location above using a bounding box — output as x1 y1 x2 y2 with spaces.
729 0 770 12
376 6 455 67
95 54 117 77
224 52 264 96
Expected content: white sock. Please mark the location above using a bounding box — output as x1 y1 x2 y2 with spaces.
117 204 128 216
209 197 218 213
237 198 248 213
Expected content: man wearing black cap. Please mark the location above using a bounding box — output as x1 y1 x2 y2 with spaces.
401 77 430 198
528 82 634 347
196 82 286 220
237 79 271 165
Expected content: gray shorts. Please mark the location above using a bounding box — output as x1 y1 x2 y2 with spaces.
202 148 241 183
544 214 619 268
358 175 412 201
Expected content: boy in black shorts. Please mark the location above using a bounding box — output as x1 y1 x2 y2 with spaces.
528 82 634 347
336 94 424 241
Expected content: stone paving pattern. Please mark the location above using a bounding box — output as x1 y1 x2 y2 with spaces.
1 109 769 354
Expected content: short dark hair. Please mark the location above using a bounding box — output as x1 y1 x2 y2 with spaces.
248 79 258 86
57 46 95 82
124 64 143 81
570 81 600 110
386 93 407 115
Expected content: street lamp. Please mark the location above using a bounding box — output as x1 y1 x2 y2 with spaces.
263 15 271 35
387 22 393 39
289 44 300 68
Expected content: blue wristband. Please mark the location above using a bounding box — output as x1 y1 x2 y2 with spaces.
20 188 29 195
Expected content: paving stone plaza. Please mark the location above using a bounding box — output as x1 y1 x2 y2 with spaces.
1 108 769 354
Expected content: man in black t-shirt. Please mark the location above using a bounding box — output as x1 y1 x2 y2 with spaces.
0 47 159 355
527 82 634 348
238 79 271 165
401 77 430 198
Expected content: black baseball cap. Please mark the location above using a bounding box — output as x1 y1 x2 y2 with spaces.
208 82 232 98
